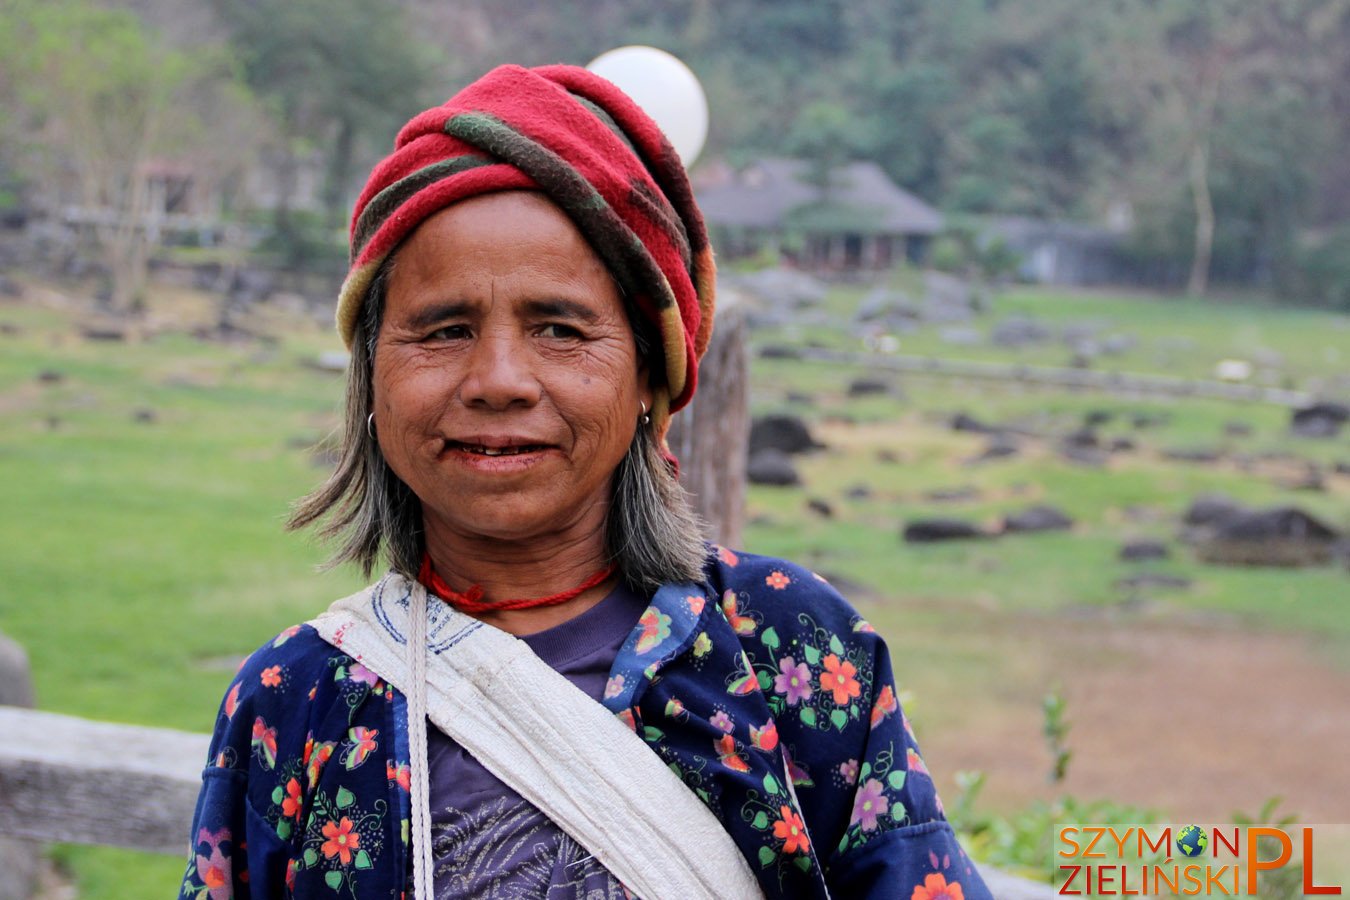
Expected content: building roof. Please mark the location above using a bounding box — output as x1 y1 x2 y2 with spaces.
695 157 943 236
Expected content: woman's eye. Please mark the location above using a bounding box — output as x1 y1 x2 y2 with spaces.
540 323 582 339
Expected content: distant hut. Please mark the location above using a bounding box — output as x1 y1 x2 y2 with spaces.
695 158 942 271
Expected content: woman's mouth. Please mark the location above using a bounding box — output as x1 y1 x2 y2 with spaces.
451 443 551 457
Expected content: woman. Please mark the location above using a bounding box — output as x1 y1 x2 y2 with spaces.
180 64 990 900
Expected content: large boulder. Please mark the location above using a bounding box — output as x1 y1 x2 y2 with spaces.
1002 505 1074 534
1290 402 1349 439
749 414 823 456
1182 494 1248 529
903 518 988 543
734 268 827 309
1197 507 1342 567
991 315 1053 347
746 449 801 486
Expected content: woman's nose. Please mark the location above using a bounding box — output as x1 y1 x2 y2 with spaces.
459 331 542 410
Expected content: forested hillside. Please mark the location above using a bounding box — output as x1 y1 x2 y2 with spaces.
4 0 1350 301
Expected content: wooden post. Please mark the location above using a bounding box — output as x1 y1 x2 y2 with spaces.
667 289 748 549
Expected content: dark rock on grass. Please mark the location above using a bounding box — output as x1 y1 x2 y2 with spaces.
1058 444 1109 467
1130 412 1171 430
1197 506 1341 567
847 376 892 397
1182 494 1248 528
1063 427 1099 448
758 344 802 360
924 486 981 503
785 391 815 406
1084 410 1114 428
1335 461 1350 477
875 449 900 464
1161 447 1223 464
806 498 834 518
81 325 127 342
903 518 988 543
845 484 873 501
1224 421 1254 438
1115 572 1193 592
1290 402 1349 439
1002 505 1074 533
966 434 1021 465
1107 437 1136 453
991 315 1052 347
1120 540 1171 562
750 414 824 456
36 369 64 384
950 412 1000 434
131 407 157 424
0 321 21 336
747 449 801 486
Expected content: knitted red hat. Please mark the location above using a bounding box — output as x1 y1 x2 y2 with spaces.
337 64 715 441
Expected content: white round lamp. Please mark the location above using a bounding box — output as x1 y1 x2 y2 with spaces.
587 46 709 169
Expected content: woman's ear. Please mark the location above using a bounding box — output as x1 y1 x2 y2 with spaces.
636 361 655 418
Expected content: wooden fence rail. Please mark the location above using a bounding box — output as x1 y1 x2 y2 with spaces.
0 705 1057 899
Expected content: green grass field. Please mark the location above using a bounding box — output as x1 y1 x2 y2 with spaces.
1 277 1347 896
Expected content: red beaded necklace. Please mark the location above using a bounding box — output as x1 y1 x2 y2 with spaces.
417 553 617 615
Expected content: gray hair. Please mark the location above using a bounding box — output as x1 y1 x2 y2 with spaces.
288 261 709 594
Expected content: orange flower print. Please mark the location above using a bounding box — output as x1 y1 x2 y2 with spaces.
281 777 304 820
321 817 360 865
717 545 739 566
765 570 791 590
912 872 964 900
202 864 227 890
772 805 811 855
819 653 861 705
871 684 899 728
260 665 282 688
686 594 705 615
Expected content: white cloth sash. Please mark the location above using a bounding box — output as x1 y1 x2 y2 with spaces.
308 575 764 900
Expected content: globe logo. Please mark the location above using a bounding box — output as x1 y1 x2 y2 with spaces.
1177 825 1208 858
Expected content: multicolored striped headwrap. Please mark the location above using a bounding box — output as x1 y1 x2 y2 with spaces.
337 63 715 443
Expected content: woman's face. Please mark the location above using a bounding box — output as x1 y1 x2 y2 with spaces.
372 191 651 549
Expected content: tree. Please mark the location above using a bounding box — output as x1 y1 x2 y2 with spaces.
210 0 438 258
1 0 240 311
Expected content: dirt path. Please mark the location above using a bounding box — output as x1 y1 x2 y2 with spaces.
879 601 1350 823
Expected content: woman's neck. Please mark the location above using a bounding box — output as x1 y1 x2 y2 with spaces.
421 521 617 636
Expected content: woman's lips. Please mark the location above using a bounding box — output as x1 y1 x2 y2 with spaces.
441 439 559 472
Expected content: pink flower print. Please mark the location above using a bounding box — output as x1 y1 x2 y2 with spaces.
717 545 739 566
907 747 931 777
851 778 890 831
604 674 625 699
773 657 813 705
839 758 860 785
348 663 380 687
709 710 734 733
765 570 791 590
194 827 233 900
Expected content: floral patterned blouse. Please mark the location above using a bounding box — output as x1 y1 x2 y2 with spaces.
180 547 990 899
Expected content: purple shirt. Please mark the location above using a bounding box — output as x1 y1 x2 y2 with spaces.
421 583 648 899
